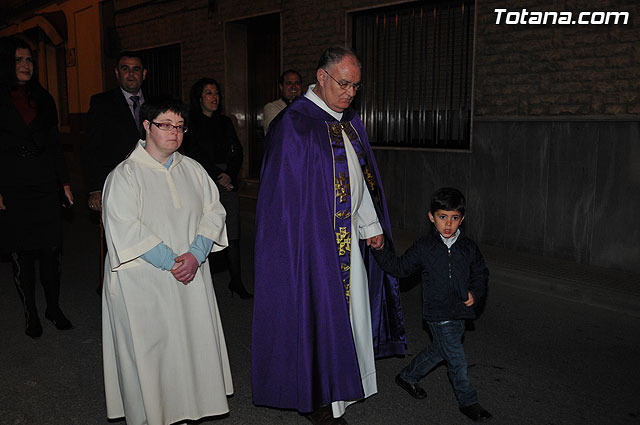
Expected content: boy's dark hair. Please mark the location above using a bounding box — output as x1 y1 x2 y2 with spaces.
140 97 188 127
430 187 466 216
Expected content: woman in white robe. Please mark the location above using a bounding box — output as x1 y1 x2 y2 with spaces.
101 98 233 425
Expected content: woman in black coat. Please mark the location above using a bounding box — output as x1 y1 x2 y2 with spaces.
183 78 252 299
0 37 74 337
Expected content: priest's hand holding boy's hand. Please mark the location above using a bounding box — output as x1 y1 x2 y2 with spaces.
366 234 384 250
171 253 199 285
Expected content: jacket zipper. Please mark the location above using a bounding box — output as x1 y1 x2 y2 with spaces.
449 247 455 315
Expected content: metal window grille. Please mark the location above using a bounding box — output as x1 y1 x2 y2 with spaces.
352 1 474 149
135 43 182 99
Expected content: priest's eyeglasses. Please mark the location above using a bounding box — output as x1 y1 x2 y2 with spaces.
151 122 189 134
323 69 362 91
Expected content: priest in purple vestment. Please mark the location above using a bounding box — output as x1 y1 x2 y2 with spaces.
252 46 406 424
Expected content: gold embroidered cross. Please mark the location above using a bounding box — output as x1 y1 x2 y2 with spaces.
343 279 351 304
364 166 376 192
335 172 350 203
336 227 351 256
328 123 344 145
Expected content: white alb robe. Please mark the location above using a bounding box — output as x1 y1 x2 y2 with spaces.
102 142 233 425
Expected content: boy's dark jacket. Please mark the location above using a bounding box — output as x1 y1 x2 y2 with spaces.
373 228 489 321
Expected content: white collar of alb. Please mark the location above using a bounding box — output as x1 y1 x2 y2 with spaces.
304 84 343 121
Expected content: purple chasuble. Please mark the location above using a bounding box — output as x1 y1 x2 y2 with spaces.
251 96 405 413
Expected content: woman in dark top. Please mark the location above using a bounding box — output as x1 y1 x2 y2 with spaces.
0 37 74 337
184 78 252 299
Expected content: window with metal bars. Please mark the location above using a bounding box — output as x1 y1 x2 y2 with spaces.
352 0 474 150
134 43 182 99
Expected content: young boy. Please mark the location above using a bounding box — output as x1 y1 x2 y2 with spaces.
373 187 492 422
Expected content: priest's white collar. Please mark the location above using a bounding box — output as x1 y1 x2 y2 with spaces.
305 84 343 121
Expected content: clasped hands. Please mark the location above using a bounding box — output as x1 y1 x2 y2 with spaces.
366 234 384 250
171 252 199 285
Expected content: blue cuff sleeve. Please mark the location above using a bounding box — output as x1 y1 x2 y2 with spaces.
189 235 214 264
141 242 177 271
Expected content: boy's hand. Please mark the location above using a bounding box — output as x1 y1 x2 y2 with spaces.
366 234 384 250
464 291 475 307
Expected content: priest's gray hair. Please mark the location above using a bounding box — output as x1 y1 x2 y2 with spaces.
316 46 361 71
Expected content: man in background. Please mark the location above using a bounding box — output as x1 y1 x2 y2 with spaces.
262 69 302 135
84 51 147 212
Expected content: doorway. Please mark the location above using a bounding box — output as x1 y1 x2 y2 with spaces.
225 13 280 179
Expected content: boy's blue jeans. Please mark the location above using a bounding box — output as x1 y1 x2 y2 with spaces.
398 319 478 407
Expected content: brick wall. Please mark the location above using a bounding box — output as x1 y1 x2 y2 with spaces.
112 0 640 116
112 0 418 101
475 0 640 116
113 1 226 101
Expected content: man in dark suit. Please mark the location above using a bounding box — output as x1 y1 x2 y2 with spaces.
84 51 147 212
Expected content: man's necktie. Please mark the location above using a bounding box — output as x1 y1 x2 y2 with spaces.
131 95 141 130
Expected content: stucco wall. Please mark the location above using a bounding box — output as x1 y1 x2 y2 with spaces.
374 120 640 272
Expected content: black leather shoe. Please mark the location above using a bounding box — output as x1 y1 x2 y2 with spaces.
45 310 73 330
304 405 348 424
25 315 43 338
395 374 427 399
229 281 253 299
459 403 492 422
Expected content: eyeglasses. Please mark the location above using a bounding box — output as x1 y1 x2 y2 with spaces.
323 69 362 91
151 122 188 134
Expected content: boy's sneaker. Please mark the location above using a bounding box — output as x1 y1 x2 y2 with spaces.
395 374 427 399
459 403 492 422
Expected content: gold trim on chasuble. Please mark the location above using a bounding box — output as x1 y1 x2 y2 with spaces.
340 121 379 201
328 121 354 305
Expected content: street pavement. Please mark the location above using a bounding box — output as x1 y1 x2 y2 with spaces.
0 196 639 425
